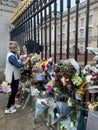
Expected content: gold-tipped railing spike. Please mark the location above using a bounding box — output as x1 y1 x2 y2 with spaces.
10 0 33 24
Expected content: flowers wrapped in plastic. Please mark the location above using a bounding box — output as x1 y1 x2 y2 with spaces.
53 62 86 96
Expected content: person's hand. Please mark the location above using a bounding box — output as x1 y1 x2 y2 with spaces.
26 57 30 62
23 57 30 65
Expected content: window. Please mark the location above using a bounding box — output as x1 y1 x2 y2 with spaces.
58 25 65 33
73 31 76 39
58 26 60 34
79 46 83 53
89 15 93 25
80 30 84 38
88 29 92 37
62 24 65 33
80 18 84 27
74 21 76 29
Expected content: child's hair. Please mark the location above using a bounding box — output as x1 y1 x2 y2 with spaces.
8 41 19 50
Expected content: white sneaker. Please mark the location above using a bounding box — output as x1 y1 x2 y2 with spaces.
15 104 21 109
11 104 21 109
5 108 16 114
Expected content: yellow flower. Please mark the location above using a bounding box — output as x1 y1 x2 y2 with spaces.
79 81 87 89
39 61 47 69
76 81 87 95
1 81 8 89
87 102 98 110
67 97 73 106
76 89 84 95
32 71 37 77
47 81 54 87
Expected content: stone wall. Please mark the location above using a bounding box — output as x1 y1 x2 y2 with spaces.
0 2 21 82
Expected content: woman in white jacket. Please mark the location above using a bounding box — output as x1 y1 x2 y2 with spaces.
4 41 30 114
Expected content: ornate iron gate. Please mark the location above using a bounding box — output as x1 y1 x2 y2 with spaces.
10 0 92 65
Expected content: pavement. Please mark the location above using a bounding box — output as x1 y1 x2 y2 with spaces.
0 93 46 130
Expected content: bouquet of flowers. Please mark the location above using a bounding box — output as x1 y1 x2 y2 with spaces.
83 68 98 93
82 47 98 93
19 81 31 103
30 53 41 68
53 62 86 96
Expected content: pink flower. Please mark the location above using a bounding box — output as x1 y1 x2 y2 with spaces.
46 86 52 92
66 84 72 89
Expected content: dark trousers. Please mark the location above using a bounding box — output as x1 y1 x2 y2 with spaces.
7 75 19 108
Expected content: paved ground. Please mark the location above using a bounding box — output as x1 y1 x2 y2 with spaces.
0 93 46 130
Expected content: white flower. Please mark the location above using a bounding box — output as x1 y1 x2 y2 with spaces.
93 56 98 60
82 69 88 75
86 47 98 55
35 88 40 94
87 47 94 51
84 64 91 70
94 49 98 55
83 64 98 74
82 64 91 74
91 66 98 73
56 113 60 118
86 75 92 83
96 64 98 68
61 77 66 86
86 47 95 53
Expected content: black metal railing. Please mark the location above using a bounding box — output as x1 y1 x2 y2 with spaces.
10 0 92 65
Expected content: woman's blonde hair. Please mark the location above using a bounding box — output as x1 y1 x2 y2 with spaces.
9 41 19 50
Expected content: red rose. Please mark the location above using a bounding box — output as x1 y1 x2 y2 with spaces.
54 66 60 73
